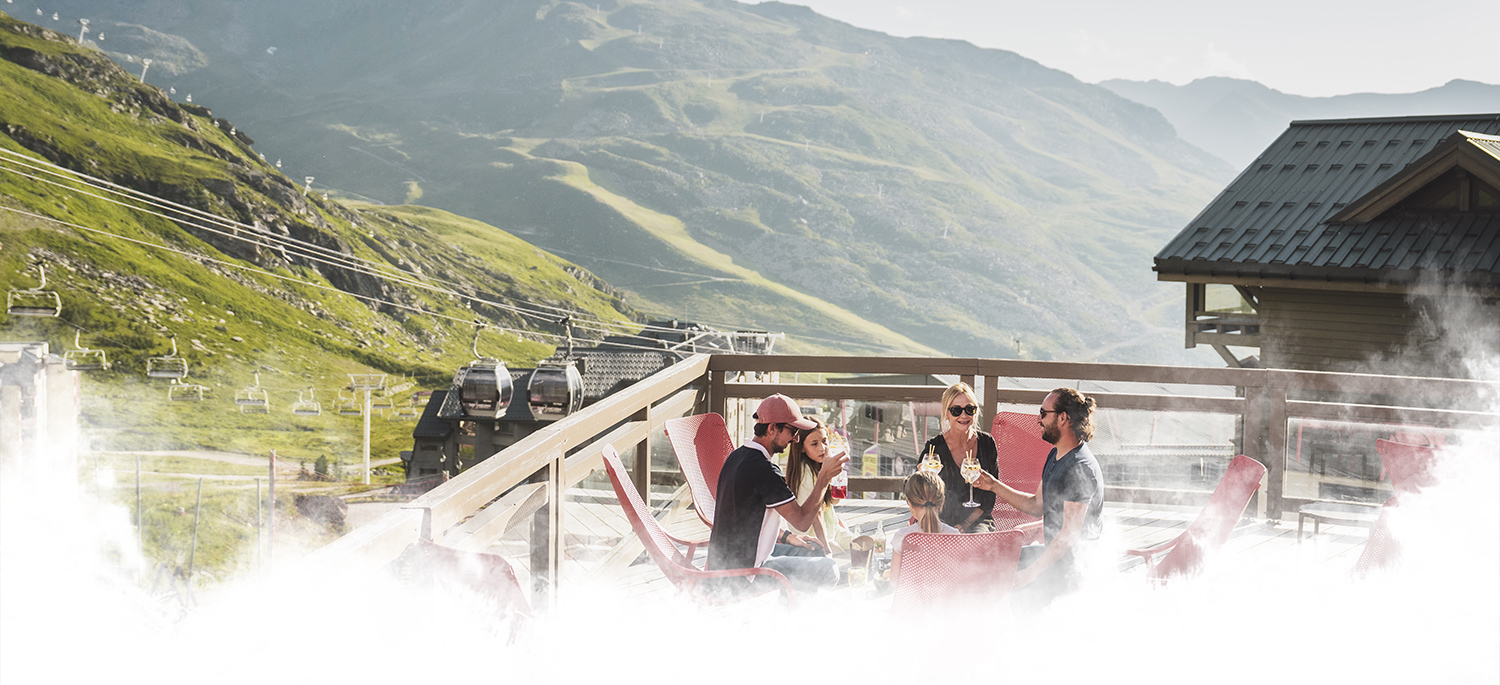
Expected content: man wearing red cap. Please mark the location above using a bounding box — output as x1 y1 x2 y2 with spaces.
706 394 849 595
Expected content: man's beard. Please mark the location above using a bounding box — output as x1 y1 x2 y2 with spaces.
1041 422 1061 445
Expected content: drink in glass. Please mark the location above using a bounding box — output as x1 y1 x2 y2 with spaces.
961 451 981 508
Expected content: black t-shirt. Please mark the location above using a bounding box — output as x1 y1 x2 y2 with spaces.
706 443 796 571
1040 442 1104 548
921 432 998 529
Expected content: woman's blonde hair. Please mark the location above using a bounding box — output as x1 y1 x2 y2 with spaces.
786 417 833 507
939 382 981 428
904 471 945 534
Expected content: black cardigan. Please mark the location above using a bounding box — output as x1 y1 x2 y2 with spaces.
920 431 998 530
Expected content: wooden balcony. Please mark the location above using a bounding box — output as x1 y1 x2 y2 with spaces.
317 354 1498 607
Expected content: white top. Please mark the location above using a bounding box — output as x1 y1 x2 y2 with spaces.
889 521 959 555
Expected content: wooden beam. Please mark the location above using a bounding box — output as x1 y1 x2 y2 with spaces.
306 507 423 567
1194 332 1263 347
441 482 547 551
1157 271 1499 297
1286 400 1500 431
406 355 710 534
713 356 1262 390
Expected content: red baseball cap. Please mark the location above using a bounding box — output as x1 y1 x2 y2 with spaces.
753 394 817 430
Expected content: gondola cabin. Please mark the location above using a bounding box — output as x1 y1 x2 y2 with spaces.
528 361 583 421
452 359 513 420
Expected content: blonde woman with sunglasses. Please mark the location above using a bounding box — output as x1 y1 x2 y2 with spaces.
918 382 998 532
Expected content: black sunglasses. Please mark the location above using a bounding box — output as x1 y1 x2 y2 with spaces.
947 404 978 417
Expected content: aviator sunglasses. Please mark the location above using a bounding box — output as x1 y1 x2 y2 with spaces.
947 404 978 417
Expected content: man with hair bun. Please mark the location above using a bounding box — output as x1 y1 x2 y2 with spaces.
972 387 1104 607
706 394 849 596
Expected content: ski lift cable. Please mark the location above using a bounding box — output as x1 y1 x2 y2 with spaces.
0 161 653 338
0 150 757 340
0 206 717 356
0 153 727 339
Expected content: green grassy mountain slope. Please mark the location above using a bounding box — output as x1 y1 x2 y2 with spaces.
0 14 639 462
38 0 1234 362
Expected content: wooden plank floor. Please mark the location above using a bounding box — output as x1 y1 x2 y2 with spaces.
481 488 1374 606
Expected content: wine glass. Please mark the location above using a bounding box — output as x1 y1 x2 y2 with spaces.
920 445 942 475
961 451 981 508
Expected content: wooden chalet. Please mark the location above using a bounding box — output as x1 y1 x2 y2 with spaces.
1155 114 1500 378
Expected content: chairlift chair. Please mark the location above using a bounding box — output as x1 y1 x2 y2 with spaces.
63 330 110 371
370 392 395 414
235 371 269 407
167 379 205 402
291 389 322 416
146 336 188 379
7 264 61 317
336 389 362 416
450 325 512 420
527 360 583 422
389 393 421 421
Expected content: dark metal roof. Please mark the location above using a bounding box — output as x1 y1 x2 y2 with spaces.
1155 114 1500 286
413 390 454 439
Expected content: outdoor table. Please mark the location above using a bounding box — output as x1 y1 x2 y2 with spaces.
1296 501 1381 542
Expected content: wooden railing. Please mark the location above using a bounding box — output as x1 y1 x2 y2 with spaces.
316 352 1498 606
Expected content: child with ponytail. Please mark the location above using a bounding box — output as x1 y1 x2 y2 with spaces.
889 470 959 585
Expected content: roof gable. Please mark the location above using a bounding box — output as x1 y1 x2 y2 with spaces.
1331 130 1500 223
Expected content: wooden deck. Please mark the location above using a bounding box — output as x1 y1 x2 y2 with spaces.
477 486 1376 606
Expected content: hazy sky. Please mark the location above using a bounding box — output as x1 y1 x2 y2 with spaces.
770 0 1500 97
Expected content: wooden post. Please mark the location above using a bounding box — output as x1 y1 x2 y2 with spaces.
267 449 276 567
1265 386 1288 522
1241 385 1267 519
530 451 565 609
709 369 727 417
984 374 1000 423
632 408 651 503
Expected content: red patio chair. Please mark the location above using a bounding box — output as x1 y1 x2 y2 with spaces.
1375 439 1439 495
1125 454 1266 581
665 413 734 527
1354 496 1402 577
891 529 1025 616
990 412 1048 540
410 538 530 640
602 444 796 607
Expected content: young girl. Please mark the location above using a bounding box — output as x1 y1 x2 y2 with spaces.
777 417 852 556
889 471 958 585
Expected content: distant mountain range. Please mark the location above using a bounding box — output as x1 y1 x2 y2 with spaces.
29 0 1242 363
1100 77 1500 170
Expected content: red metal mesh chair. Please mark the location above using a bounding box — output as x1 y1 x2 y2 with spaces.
665 413 734 527
990 412 1048 539
1375 439 1439 495
410 538 531 640
891 529 1025 616
1126 454 1266 581
1354 496 1402 577
602 444 795 607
